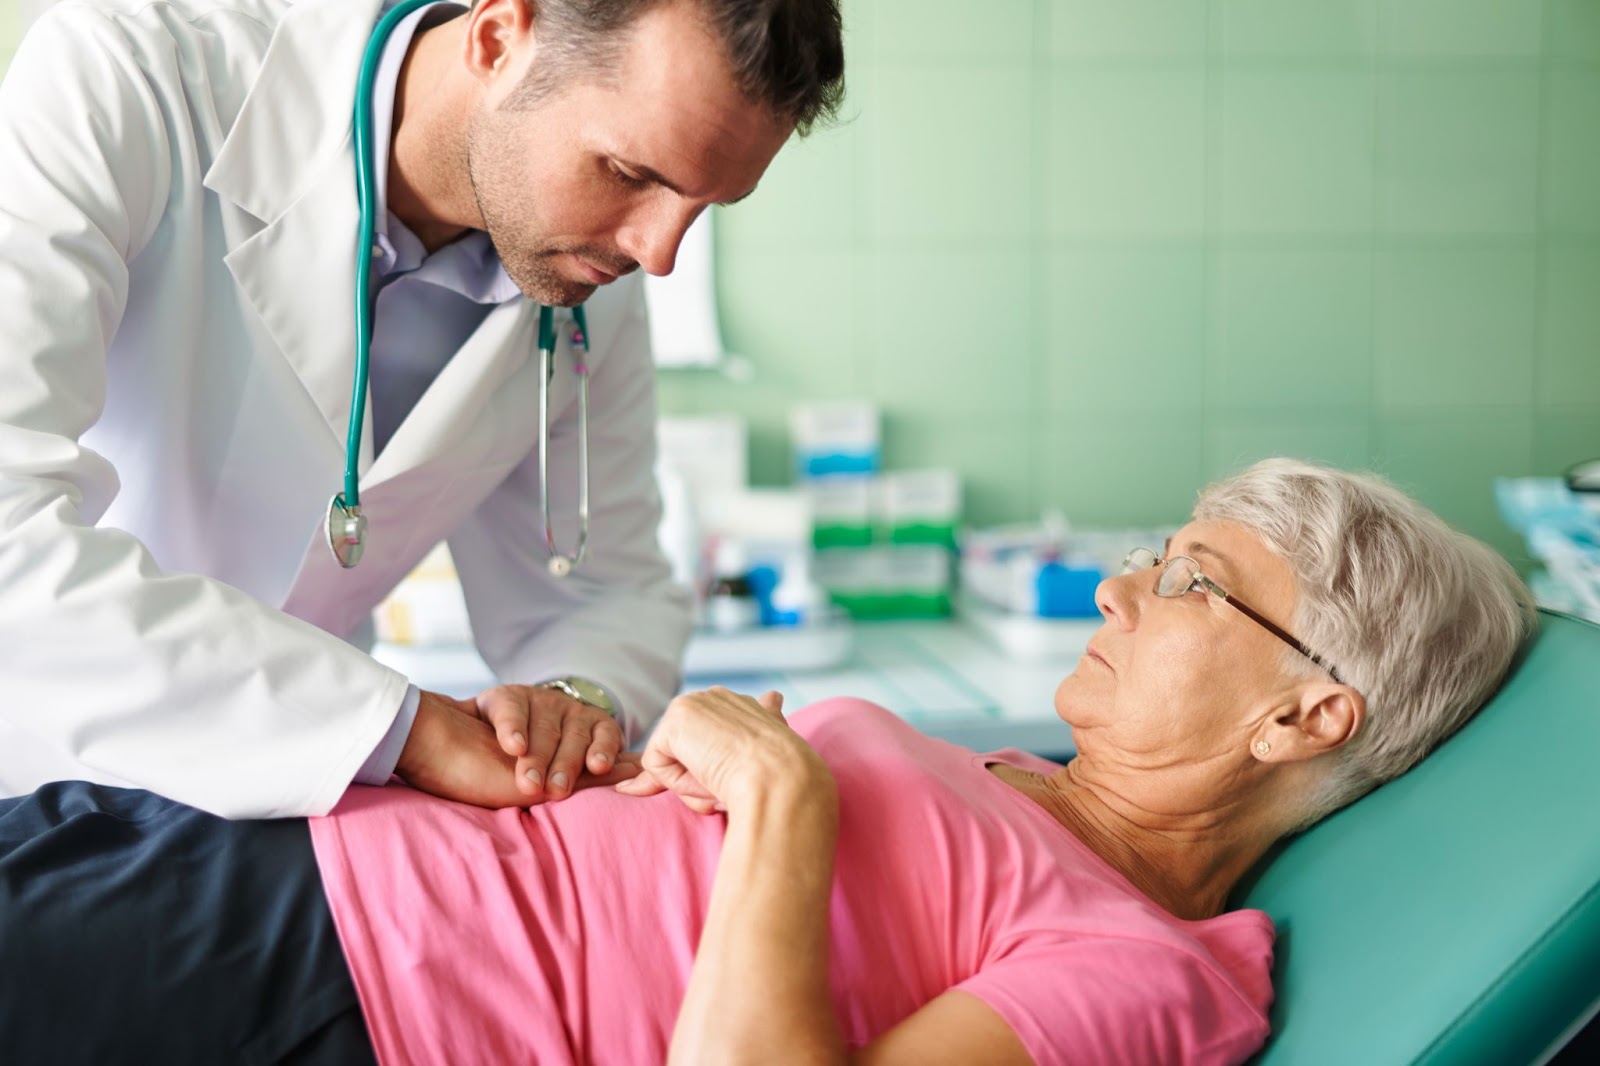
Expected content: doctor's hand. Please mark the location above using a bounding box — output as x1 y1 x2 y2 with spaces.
397 690 641 808
474 684 628 803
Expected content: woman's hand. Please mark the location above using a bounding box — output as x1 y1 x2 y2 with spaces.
614 687 832 815
632 689 846 1064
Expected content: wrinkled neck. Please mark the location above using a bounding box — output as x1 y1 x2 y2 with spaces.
988 760 1279 920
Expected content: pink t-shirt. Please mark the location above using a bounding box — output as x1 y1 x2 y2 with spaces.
310 699 1275 1065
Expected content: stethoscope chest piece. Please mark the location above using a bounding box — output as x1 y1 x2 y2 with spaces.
327 495 367 569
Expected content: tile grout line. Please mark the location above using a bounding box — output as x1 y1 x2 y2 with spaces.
1369 0 1384 475
852 0 872 400
1029 0 1049 519
1530 0 1551 464
1200 0 1218 479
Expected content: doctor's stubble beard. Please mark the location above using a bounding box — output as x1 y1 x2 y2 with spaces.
465 107 640 308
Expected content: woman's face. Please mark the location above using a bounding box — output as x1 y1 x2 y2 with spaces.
1056 520 1310 777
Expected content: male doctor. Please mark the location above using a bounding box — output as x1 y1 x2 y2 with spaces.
0 0 845 817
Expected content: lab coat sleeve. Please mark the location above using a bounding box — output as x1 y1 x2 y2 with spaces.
0 9 410 817
448 279 694 743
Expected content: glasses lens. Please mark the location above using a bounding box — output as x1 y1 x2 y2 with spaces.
1123 547 1159 574
1155 556 1200 597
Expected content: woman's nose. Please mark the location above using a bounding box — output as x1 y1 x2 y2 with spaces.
1095 571 1143 631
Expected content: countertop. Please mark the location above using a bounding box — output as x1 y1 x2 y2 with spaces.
373 617 1089 759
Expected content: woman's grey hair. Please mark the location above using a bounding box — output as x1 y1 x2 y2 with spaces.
506 0 845 135
1193 458 1538 830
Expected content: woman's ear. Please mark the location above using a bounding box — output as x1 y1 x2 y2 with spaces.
1255 684 1365 763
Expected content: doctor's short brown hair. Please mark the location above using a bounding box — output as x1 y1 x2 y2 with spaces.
507 0 845 135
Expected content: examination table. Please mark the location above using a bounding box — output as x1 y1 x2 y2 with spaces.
1237 609 1600 1065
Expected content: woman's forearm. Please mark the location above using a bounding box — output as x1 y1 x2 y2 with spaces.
669 774 846 1066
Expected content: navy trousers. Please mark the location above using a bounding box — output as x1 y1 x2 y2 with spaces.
0 782 378 1065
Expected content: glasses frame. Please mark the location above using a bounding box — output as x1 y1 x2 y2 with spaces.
1123 548 1345 685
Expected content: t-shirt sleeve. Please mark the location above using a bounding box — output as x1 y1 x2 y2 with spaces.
955 936 1273 1066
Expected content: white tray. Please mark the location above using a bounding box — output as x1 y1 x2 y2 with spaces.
683 618 855 677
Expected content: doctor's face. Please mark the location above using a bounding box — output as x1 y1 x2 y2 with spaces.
465 0 792 307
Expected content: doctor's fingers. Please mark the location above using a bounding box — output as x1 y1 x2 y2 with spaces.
475 684 544 759
570 751 645 791
398 696 532 810
508 694 601 798
584 711 625 774
531 706 618 801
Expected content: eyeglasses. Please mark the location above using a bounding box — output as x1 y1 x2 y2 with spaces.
1122 547 1345 685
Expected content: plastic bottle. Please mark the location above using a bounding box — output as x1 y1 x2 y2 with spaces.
768 552 830 626
704 539 761 632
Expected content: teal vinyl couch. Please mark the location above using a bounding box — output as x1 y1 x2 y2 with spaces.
1239 609 1600 1065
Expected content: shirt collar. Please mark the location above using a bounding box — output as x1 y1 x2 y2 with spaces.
370 1 520 304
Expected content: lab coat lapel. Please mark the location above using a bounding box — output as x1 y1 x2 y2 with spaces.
206 0 385 470
219 169 374 471
273 303 553 634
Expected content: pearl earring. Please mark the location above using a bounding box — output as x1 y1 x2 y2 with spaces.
1254 740 1271 757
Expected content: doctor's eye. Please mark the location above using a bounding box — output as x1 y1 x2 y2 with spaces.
608 162 648 189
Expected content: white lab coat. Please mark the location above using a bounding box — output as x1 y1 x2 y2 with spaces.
0 0 693 817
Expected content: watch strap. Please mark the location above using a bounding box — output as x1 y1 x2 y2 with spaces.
538 676 617 717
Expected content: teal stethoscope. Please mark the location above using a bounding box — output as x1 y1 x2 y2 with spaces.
327 0 591 577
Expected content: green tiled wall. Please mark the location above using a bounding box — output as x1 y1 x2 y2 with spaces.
3 2 1595 562
661 0 1600 563
0 1 20 70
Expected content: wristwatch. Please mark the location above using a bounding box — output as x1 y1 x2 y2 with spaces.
538 676 617 718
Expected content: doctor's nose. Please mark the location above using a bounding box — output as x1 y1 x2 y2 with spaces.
617 202 702 277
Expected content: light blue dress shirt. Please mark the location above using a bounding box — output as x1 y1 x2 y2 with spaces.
355 1 519 784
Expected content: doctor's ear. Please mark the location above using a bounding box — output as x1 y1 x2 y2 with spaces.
464 0 538 82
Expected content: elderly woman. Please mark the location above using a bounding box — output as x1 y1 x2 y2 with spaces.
0 460 1534 1066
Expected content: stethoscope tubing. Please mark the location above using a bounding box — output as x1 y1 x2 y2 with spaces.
539 304 591 574
335 0 591 574
343 0 435 513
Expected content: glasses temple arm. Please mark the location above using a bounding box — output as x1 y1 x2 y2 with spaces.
1220 592 1346 684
